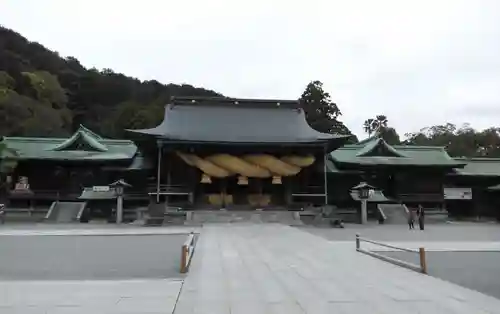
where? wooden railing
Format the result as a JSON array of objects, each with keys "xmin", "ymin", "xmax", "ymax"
[
  {"xmin": 180, "ymin": 232, "xmax": 196, "ymax": 273},
  {"xmin": 397, "ymin": 193, "xmax": 443, "ymax": 202},
  {"xmin": 8, "ymin": 189, "xmax": 79, "ymax": 200},
  {"xmin": 147, "ymin": 184, "xmax": 192, "ymax": 196},
  {"xmin": 356, "ymin": 234, "xmax": 427, "ymax": 274}
]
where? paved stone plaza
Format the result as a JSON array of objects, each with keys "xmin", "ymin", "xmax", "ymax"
[
  {"xmin": 175, "ymin": 224, "xmax": 500, "ymax": 314},
  {"xmin": 380, "ymin": 251, "xmax": 500, "ymax": 300},
  {"xmin": 301, "ymin": 221, "xmax": 500, "ymax": 242},
  {"xmin": 0, "ymin": 279, "xmax": 183, "ymax": 314},
  {"xmin": 1, "ymin": 223, "xmax": 500, "ymax": 313},
  {"xmin": 0, "ymin": 234, "xmax": 187, "ymax": 280}
]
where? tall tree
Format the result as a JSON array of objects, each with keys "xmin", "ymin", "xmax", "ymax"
[
  {"xmin": 404, "ymin": 123, "xmax": 500, "ymax": 157},
  {"xmin": 379, "ymin": 127, "xmax": 400, "ymax": 145},
  {"xmin": 299, "ymin": 80, "xmax": 356, "ymax": 141},
  {"xmin": 105, "ymin": 100, "xmax": 162, "ymax": 137},
  {"xmin": 363, "ymin": 115, "xmax": 400, "ymax": 144},
  {"xmin": 363, "ymin": 118, "xmax": 376, "ymax": 136},
  {"xmin": 363, "ymin": 115, "xmax": 388, "ymax": 136}
]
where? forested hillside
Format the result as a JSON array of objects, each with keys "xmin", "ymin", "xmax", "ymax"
[{"xmin": 0, "ymin": 26, "xmax": 221, "ymax": 138}]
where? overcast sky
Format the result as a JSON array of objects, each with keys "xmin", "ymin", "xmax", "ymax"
[{"xmin": 2, "ymin": 0, "xmax": 500, "ymax": 139}]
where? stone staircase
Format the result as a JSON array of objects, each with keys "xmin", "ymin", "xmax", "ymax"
[
  {"xmin": 45, "ymin": 201, "xmax": 87, "ymax": 223},
  {"xmin": 377, "ymin": 204, "xmax": 409, "ymax": 224},
  {"xmin": 185, "ymin": 210, "xmax": 303, "ymax": 226}
]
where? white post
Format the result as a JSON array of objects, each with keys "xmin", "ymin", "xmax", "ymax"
[
  {"xmin": 116, "ymin": 194, "xmax": 123, "ymax": 224},
  {"xmin": 361, "ymin": 199, "xmax": 368, "ymax": 224},
  {"xmin": 156, "ymin": 143, "xmax": 162, "ymax": 203}
]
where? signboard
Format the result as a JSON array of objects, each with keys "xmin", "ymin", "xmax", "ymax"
[
  {"xmin": 92, "ymin": 186, "xmax": 110, "ymax": 192},
  {"xmin": 444, "ymin": 187, "xmax": 472, "ymax": 200}
]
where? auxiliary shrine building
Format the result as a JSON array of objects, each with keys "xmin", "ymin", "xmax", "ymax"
[{"xmin": 1, "ymin": 96, "xmax": 500, "ymax": 221}]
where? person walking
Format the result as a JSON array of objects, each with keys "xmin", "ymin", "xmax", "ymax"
[
  {"xmin": 417, "ymin": 205, "xmax": 425, "ymax": 230},
  {"xmin": 408, "ymin": 208, "xmax": 415, "ymax": 230}
]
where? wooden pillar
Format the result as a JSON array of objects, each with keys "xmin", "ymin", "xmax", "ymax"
[
  {"xmin": 156, "ymin": 142, "xmax": 162, "ymax": 203},
  {"xmin": 323, "ymin": 150, "xmax": 328, "ymax": 205},
  {"xmin": 189, "ymin": 165, "xmax": 195, "ymax": 205},
  {"xmin": 221, "ymin": 179, "xmax": 227, "ymax": 210},
  {"xmin": 165, "ymin": 151, "xmax": 171, "ymax": 207},
  {"xmin": 285, "ymin": 178, "xmax": 292, "ymax": 205}
]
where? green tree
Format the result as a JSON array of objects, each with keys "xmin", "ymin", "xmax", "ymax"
[
  {"xmin": 404, "ymin": 123, "xmax": 500, "ymax": 157},
  {"xmin": 299, "ymin": 80, "xmax": 354, "ymax": 138},
  {"xmin": 0, "ymin": 89, "xmax": 68, "ymax": 137},
  {"xmin": 22, "ymin": 71, "xmax": 68, "ymax": 109},
  {"xmin": 106, "ymin": 101, "xmax": 162, "ymax": 137},
  {"xmin": 363, "ymin": 115, "xmax": 400, "ymax": 144},
  {"xmin": 363, "ymin": 118, "xmax": 376, "ymax": 136},
  {"xmin": 379, "ymin": 127, "xmax": 400, "ymax": 145},
  {"xmin": 0, "ymin": 71, "xmax": 15, "ymax": 90},
  {"xmin": 363, "ymin": 115, "xmax": 388, "ymax": 136}
]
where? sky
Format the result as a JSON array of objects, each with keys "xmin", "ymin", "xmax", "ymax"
[{"xmin": 2, "ymin": 0, "xmax": 500, "ymax": 139}]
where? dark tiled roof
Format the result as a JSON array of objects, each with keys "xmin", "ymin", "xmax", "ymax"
[{"xmin": 127, "ymin": 97, "xmax": 350, "ymax": 151}]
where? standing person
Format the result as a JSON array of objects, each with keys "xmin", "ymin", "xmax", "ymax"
[
  {"xmin": 417, "ymin": 205, "xmax": 425, "ymax": 230},
  {"xmin": 408, "ymin": 208, "xmax": 415, "ymax": 230}
]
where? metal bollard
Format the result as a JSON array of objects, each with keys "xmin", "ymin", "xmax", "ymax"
[
  {"xmin": 356, "ymin": 234, "xmax": 360, "ymax": 250},
  {"xmin": 419, "ymin": 247, "xmax": 427, "ymax": 274}
]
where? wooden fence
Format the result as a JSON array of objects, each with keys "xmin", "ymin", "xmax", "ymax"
[
  {"xmin": 356, "ymin": 234, "xmax": 427, "ymax": 274},
  {"xmin": 180, "ymin": 232, "xmax": 196, "ymax": 273}
]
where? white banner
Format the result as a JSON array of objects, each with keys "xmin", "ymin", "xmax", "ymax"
[
  {"xmin": 444, "ymin": 187, "xmax": 472, "ymax": 200},
  {"xmin": 92, "ymin": 186, "xmax": 110, "ymax": 192}
]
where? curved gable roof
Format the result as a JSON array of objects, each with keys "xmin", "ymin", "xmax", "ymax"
[
  {"xmin": 51, "ymin": 125, "xmax": 108, "ymax": 152},
  {"xmin": 331, "ymin": 134, "xmax": 465, "ymax": 167},
  {"xmin": 0, "ymin": 126, "xmax": 137, "ymax": 161},
  {"xmin": 355, "ymin": 138, "xmax": 408, "ymax": 158},
  {"xmin": 126, "ymin": 97, "xmax": 350, "ymax": 151}
]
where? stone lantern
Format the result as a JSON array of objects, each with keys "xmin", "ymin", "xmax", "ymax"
[
  {"xmin": 351, "ymin": 182, "xmax": 375, "ymax": 224},
  {"xmin": 110, "ymin": 179, "xmax": 132, "ymax": 224}
]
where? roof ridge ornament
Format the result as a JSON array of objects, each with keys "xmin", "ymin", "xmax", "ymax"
[
  {"xmin": 356, "ymin": 138, "xmax": 408, "ymax": 158},
  {"xmin": 355, "ymin": 127, "xmax": 383, "ymax": 146},
  {"xmin": 50, "ymin": 127, "xmax": 108, "ymax": 152},
  {"xmin": 77, "ymin": 124, "xmax": 104, "ymax": 140}
]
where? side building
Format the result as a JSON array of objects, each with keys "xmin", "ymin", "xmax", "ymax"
[
  {"xmin": 0, "ymin": 125, "xmax": 152, "ymax": 210},
  {"xmin": 327, "ymin": 133, "xmax": 500, "ymax": 221},
  {"xmin": 326, "ymin": 134, "xmax": 467, "ymax": 219},
  {"xmin": 445, "ymin": 158, "xmax": 500, "ymax": 219}
]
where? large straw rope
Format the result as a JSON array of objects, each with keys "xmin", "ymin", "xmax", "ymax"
[
  {"xmin": 176, "ymin": 151, "xmax": 315, "ymax": 179},
  {"xmin": 176, "ymin": 152, "xmax": 231, "ymax": 178},
  {"xmin": 206, "ymin": 154, "xmax": 271, "ymax": 178}
]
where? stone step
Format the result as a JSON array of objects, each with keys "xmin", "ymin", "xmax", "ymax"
[{"xmin": 186, "ymin": 210, "xmax": 303, "ymax": 225}]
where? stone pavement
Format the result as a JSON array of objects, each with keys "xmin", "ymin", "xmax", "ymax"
[
  {"xmin": 0, "ymin": 279, "xmax": 182, "ymax": 313},
  {"xmin": 174, "ymin": 224, "xmax": 500, "ymax": 314},
  {"xmin": 2, "ymin": 223, "xmax": 500, "ymax": 313}
]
